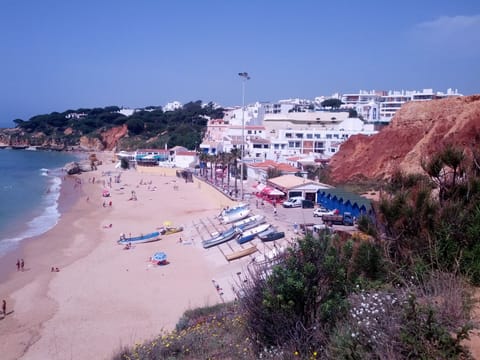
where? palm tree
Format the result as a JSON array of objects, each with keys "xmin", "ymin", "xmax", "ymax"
[
  {"xmin": 230, "ymin": 148, "xmax": 240, "ymax": 197},
  {"xmin": 198, "ymin": 151, "xmax": 208, "ymax": 177}
]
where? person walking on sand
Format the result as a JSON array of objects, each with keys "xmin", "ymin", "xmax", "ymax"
[
  {"xmin": 2, "ymin": 299, "xmax": 6, "ymax": 317},
  {"xmin": 20, "ymin": 259, "xmax": 24, "ymax": 271},
  {"xmin": 16, "ymin": 259, "xmax": 20, "ymax": 271}
]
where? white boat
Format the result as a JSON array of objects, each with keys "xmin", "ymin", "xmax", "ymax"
[
  {"xmin": 237, "ymin": 223, "xmax": 270, "ymax": 244},
  {"xmin": 219, "ymin": 203, "xmax": 248, "ymax": 217},
  {"xmin": 233, "ymin": 214, "xmax": 265, "ymax": 229},
  {"xmin": 222, "ymin": 208, "xmax": 251, "ymax": 224}
]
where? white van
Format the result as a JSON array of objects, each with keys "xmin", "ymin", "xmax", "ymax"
[{"xmin": 282, "ymin": 196, "xmax": 303, "ymax": 208}]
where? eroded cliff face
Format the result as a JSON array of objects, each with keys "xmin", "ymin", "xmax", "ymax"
[
  {"xmin": 328, "ymin": 95, "xmax": 480, "ymax": 183},
  {"xmin": 78, "ymin": 124, "xmax": 128, "ymax": 151},
  {"xmin": 0, "ymin": 124, "xmax": 128, "ymax": 151}
]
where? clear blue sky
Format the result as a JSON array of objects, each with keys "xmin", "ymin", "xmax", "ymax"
[{"xmin": 1, "ymin": 0, "xmax": 479, "ymax": 127}]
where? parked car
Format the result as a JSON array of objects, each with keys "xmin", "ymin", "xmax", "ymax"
[
  {"xmin": 282, "ymin": 197, "xmax": 303, "ymax": 208},
  {"xmin": 313, "ymin": 207, "xmax": 336, "ymax": 217}
]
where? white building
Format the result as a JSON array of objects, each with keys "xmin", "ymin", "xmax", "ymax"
[{"xmin": 164, "ymin": 101, "xmax": 183, "ymax": 112}]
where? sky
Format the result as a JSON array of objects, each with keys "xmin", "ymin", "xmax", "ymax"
[{"xmin": 1, "ymin": 0, "xmax": 479, "ymax": 127}]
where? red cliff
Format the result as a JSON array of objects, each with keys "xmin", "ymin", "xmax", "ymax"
[{"xmin": 328, "ymin": 95, "xmax": 480, "ymax": 183}]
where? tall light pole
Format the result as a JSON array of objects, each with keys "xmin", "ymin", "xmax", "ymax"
[{"xmin": 238, "ymin": 72, "xmax": 250, "ymax": 200}]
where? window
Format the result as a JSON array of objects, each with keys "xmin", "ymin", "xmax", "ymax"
[
  {"xmin": 295, "ymin": 133, "xmax": 303, "ymax": 139},
  {"xmin": 326, "ymin": 134, "xmax": 332, "ymax": 139},
  {"xmin": 306, "ymin": 134, "xmax": 313, "ymax": 139},
  {"xmin": 314, "ymin": 134, "xmax": 321, "ymax": 139},
  {"xmin": 285, "ymin": 133, "xmax": 292, "ymax": 138},
  {"xmin": 274, "ymin": 144, "xmax": 279, "ymax": 149}
]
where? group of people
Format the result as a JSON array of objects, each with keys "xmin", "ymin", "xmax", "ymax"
[
  {"xmin": 51, "ymin": 267, "xmax": 60, "ymax": 272},
  {"xmin": 16, "ymin": 259, "xmax": 25, "ymax": 271}
]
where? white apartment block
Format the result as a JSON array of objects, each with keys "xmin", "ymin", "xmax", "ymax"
[
  {"xmin": 200, "ymin": 107, "xmax": 376, "ymax": 163},
  {"xmin": 340, "ymin": 88, "xmax": 462, "ymax": 122}
]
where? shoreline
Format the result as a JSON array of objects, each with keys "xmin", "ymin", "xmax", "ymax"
[{"xmin": 0, "ymin": 153, "xmax": 243, "ymax": 359}]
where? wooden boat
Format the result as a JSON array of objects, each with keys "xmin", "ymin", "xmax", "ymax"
[
  {"xmin": 202, "ymin": 226, "xmax": 241, "ymax": 249},
  {"xmin": 222, "ymin": 208, "xmax": 251, "ymax": 224},
  {"xmin": 237, "ymin": 223, "xmax": 271, "ymax": 244},
  {"xmin": 259, "ymin": 231, "xmax": 285, "ymax": 242},
  {"xmin": 225, "ymin": 245, "xmax": 257, "ymax": 261},
  {"xmin": 118, "ymin": 231, "xmax": 161, "ymax": 245}
]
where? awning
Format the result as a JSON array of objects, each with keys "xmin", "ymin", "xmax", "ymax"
[
  {"xmin": 256, "ymin": 183, "xmax": 266, "ymax": 192},
  {"xmin": 268, "ymin": 188, "xmax": 285, "ymax": 196}
]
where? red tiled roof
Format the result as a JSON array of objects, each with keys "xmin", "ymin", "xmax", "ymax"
[
  {"xmin": 176, "ymin": 151, "xmax": 197, "ymax": 156},
  {"xmin": 248, "ymin": 160, "xmax": 298, "ymax": 173}
]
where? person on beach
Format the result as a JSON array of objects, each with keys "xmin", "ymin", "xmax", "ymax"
[
  {"xmin": 273, "ymin": 206, "xmax": 277, "ymax": 216},
  {"xmin": 20, "ymin": 259, "xmax": 24, "ymax": 271},
  {"xmin": 16, "ymin": 259, "xmax": 20, "ymax": 271},
  {"xmin": 2, "ymin": 299, "xmax": 6, "ymax": 317}
]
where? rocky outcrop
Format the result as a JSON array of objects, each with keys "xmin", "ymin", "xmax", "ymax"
[
  {"xmin": 328, "ymin": 95, "xmax": 480, "ymax": 183},
  {"xmin": 101, "ymin": 124, "xmax": 128, "ymax": 150},
  {"xmin": 0, "ymin": 124, "xmax": 128, "ymax": 151}
]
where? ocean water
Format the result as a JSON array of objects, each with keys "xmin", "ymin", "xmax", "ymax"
[{"xmin": 0, "ymin": 149, "xmax": 81, "ymax": 256}]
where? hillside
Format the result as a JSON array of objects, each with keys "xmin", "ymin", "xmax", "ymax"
[
  {"xmin": 328, "ymin": 95, "xmax": 480, "ymax": 183},
  {"xmin": 0, "ymin": 101, "xmax": 223, "ymax": 151}
]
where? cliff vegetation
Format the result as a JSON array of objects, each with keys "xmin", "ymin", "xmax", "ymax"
[{"xmin": 0, "ymin": 101, "xmax": 223, "ymax": 151}]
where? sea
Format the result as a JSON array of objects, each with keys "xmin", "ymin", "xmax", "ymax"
[{"xmin": 0, "ymin": 149, "xmax": 82, "ymax": 257}]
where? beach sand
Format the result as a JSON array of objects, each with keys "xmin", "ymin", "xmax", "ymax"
[{"xmin": 0, "ymin": 153, "xmax": 295, "ymax": 360}]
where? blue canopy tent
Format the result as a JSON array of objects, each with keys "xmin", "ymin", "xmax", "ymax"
[{"xmin": 316, "ymin": 188, "xmax": 372, "ymax": 218}]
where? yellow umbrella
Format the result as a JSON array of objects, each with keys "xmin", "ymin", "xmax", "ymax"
[{"xmin": 163, "ymin": 220, "xmax": 172, "ymax": 227}]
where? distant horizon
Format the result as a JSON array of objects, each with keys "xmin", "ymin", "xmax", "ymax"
[{"xmin": 1, "ymin": 0, "xmax": 479, "ymax": 127}]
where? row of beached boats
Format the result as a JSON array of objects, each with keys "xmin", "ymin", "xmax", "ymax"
[{"xmin": 203, "ymin": 204, "xmax": 285, "ymax": 249}]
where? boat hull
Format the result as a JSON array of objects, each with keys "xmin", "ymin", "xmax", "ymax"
[
  {"xmin": 202, "ymin": 227, "xmax": 240, "ymax": 249},
  {"xmin": 118, "ymin": 231, "xmax": 161, "ymax": 245},
  {"xmin": 222, "ymin": 208, "xmax": 251, "ymax": 224},
  {"xmin": 237, "ymin": 223, "xmax": 270, "ymax": 244},
  {"xmin": 260, "ymin": 231, "xmax": 285, "ymax": 242}
]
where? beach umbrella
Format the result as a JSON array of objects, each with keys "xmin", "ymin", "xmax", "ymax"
[
  {"xmin": 163, "ymin": 220, "xmax": 172, "ymax": 227},
  {"xmin": 151, "ymin": 252, "xmax": 167, "ymax": 262}
]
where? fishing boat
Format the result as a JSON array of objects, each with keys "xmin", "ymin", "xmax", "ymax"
[
  {"xmin": 202, "ymin": 226, "xmax": 241, "ymax": 249},
  {"xmin": 118, "ymin": 231, "xmax": 161, "ymax": 245},
  {"xmin": 237, "ymin": 223, "xmax": 271, "ymax": 244},
  {"xmin": 234, "ymin": 215, "xmax": 266, "ymax": 231},
  {"xmin": 257, "ymin": 225, "xmax": 275, "ymax": 238},
  {"xmin": 162, "ymin": 226, "xmax": 184, "ymax": 235},
  {"xmin": 225, "ymin": 245, "xmax": 258, "ymax": 261},
  {"xmin": 219, "ymin": 203, "xmax": 248, "ymax": 217},
  {"xmin": 222, "ymin": 207, "xmax": 251, "ymax": 224},
  {"xmin": 259, "ymin": 231, "xmax": 285, "ymax": 242}
]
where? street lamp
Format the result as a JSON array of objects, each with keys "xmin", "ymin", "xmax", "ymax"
[{"xmin": 238, "ymin": 72, "xmax": 250, "ymax": 200}]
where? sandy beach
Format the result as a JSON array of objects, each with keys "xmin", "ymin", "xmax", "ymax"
[{"xmin": 0, "ymin": 153, "xmax": 295, "ymax": 360}]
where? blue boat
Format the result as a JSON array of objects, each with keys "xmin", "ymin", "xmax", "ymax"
[
  {"xmin": 259, "ymin": 231, "xmax": 285, "ymax": 242},
  {"xmin": 118, "ymin": 231, "xmax": 161, "ymax": 245},
  {"xmin": 202, "ymin": 227, "xmax": 241, "ymax": 249},
  {"xmin": 237, "ymin": 223, "xmax": 271, "ymax": 244}
]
